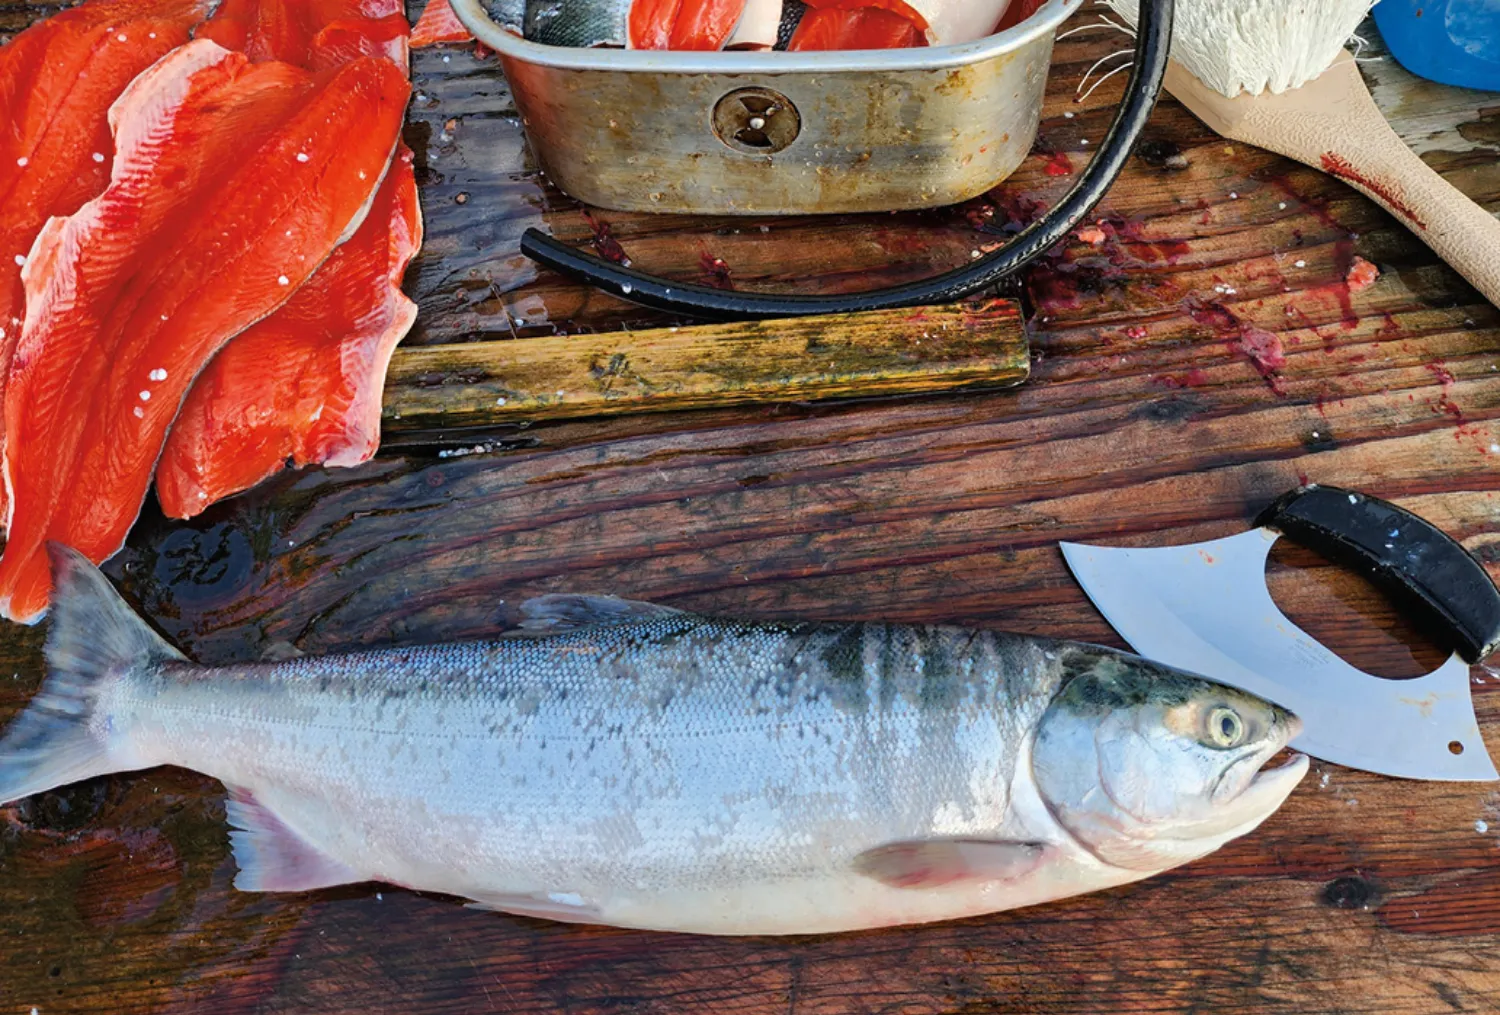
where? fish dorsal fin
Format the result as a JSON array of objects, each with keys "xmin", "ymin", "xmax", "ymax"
[
  {"xmin": 852, "ymin": 839, "xmax": 1049, "ymax": 889},
  {"xmin": 225, "ymin": 788, "xmax": 363, "ymax": 893},
  {"xmin": 260, "ymin": 640, "xmax": 305, "ymax": 662},
  {"xmin": 512, "ymin": 594, "xmax": 689, "ymax": 636}
]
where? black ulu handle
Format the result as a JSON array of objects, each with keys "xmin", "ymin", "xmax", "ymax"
[{"xmin": 1255, "ymin": 485, "xmax": 1500, "ymax": 664}]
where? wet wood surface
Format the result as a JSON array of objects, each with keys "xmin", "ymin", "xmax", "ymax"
[{"xmin": 3, "ymin": 2, "xmax": 1500, "ymax": 1013}]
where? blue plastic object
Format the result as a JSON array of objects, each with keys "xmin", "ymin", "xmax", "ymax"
[{"xmin": 1373, "ymin": 0, "xmax": 1500, "ymax": 92}]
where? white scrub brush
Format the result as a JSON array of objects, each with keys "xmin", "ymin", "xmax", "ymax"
[{"xmin": 1103, "ymin": 0, "xmax": 1500, "ymax": 308}]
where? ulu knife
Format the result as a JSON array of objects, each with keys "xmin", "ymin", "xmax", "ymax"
[{"xmin": 1061, "ymin": 485, "xmax": 1500, "ymax": 782}]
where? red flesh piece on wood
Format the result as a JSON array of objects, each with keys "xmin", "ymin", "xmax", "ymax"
[
  {"xmin": 156, "ymin": 147, "xmax": 422, "ymax": 519},
  {"xmin": 1345, "ymin": 255, "xmax": 1379, "ymax": 293},
  {"xmin": 0, "ymin": 0, "xmax": 213, "ymax": 528},
  {"xmin": 0, "ymin": 40, "xmax": 409, "ymax": 622},
  {"xmin": 410, "ymin": 0, "xmax": 474, "ymax": 46},
  {"xmin": 787, "ymin": 7, "xmax": 925, "ymax": 49}
]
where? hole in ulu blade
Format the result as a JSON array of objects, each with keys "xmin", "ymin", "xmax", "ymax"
[{"xmin": 1265, "ymin": 540, "xmax": 1448, "ymax": 680}]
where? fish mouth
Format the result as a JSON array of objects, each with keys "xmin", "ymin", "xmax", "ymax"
[
  {"xmin": 1213, "ymin": 745, "xmax": 1308, "ymax": 806},
  {"xmin": 1238, "ymin": 752, "xmax": 1310, "ymax": 809}
]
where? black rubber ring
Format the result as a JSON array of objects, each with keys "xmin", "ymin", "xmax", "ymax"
[{"xmin": 517, "ymin": 0, "xmax": 1175, "ymax": 322}]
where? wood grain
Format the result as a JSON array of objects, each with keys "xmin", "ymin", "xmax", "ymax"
[
  {"xmin": 382, "ymin": 301, "xmax": 1027, "ymax": 429},
  {"xmin": 2, "ymin": 2, "xmax": 1500, "ymax": 1013}
]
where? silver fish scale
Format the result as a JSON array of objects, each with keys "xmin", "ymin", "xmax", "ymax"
[
  {"xmin": 110, "ymin": 618, "xmax": 1070, "ymax": 922},
  {"xmin": 522, "ymin": 0, "xmax": 628, "ymax": 48}
]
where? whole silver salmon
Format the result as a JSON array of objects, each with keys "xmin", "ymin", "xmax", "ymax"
[{"xmin": 0, "ymin": 547, "xmax": 1307, "ymax": 936}]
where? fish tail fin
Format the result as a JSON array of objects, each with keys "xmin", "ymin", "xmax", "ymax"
[{"xmin": 0, "ymin": 544, "xmax": 184, "ymax": 805}]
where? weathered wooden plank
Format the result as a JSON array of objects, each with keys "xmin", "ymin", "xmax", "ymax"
[
  {"xmin": 2, "ymin": 1, "xmax": 1500, "ymax": 1013},
  {"xmin": 382, "ymin": 301, "xmax": 1027, "ymax": 429}
]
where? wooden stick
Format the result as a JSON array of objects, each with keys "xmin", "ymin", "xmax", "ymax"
[{"xmin": 381, "ymin": 299, "xmax": 1028, "ymax": 429}]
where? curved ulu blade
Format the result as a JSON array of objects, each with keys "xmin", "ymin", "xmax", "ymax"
[{"xmin": 1061, "ymin": 529, "xmax": 1498, "ymax": 782}]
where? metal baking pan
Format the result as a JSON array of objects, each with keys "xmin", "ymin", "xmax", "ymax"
[{"xmin": 449, "ymin": 0, "xmax": 1082, "ymax": 215}]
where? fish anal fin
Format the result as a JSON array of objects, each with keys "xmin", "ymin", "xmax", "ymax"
[
  {"xmin": 514, "ymin": 594, "xmax": 687, "ymax": 635},
  {"xmin": 225, "ymin": 788, "xmax": 362, "ymax": 893},
  {"xmin": 852, "ymin": 839, "xmax": 1048, "ymax": 889},
  {"xmin": 463, "ymin": 890, "xmax": 605, "ymax": 925}
]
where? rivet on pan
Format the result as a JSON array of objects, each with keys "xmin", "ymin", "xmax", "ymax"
[{"xmin": 712, "ymin": 87, "xmax": 802, "ymax": 156}]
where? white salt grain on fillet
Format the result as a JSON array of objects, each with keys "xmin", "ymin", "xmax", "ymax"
[
  {"xmin": 133, "ymin": 406, "xmax": 144, "ymax": 418},
  {"xmin": 92, "ymin": 152, "xmax": 105, "ymax": 163},
  {"xmin": 296, "ymin": 152, "xmax": 310, "ymax": 163},
  {"xmin": 13, "ymin": 255, "xmax": 24, "ymax": 267},
  {"xmin": 15, "ymin": 156, "xmax": 27, "ymax": 167},
  {"xmin": 277, "ymin": 275, "xmax": 290, "ymax": 286},
  {"xmin": 149, "ymin": 368, "xmax": 167, "ymax": 381},
  {"xmin": 139, "ymin": 390, "xmax": 150, "ymax": 401}
]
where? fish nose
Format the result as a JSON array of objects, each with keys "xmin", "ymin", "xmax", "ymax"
[{"xmin": 1283, "ymin": 712, "xmax": 1305, "ymax": 740}]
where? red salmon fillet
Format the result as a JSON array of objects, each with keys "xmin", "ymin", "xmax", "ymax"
[
  {"xmin": 0, "ymin": 0, "xmax": 212, "ymax": 527},
  {"xmin": 631, "ymin": 0, "xmax": 747, "ymax": 50},
  {"xmin": 197, "ymin": 0, "xmax": 406, "ymax": 67},
  {"xmin": 410, "ymin": 0, "xmax": 474, "ymax": 47},
  {"xmin": 155, "ymin": 146, "xmax": 421, "ymax": 519},
  {"xmin": 787, "ymin": 6, "xmax": 925, "ymax": 48},
  {"xmin": 153, "ymin": 0, "xmax": 415, "ymax": 516},
  {"xmin": 0, "ymin": 39, "xmax": 409, "ymax": 622}
]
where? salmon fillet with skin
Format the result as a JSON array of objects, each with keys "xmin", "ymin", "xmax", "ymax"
[
  {"xmin": 0, "ymin": 39, "xmax": 410, "ymax": 623},
  {"xmin": 0, "ymin": 0, "xmax": 213, "ymax": 525},
  {"xmin": 155, "ymin": 147, "xmax": 422, "ymax": 520},
  {"xmin": 153, "ymin": 1, "xmax": 415, "ymax": 517}
]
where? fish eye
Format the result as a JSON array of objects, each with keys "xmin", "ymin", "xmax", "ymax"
[{"xmin": 1205, "ymin": 706, "xmax": 1245, "ymax": 748}]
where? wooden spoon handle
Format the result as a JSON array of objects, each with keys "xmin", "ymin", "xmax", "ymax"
[{"xmin": 1166, "ymin": 52, "xmax": 1500, "ymax": 308}]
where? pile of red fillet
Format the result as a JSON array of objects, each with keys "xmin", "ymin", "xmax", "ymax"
[
  {"xmin": 0, "ymin": 0, "xmax": 432, "ymax": 623},
  {"xmin": 410, "ymin": 0, "xmax": 1048, "ymax": 52}
]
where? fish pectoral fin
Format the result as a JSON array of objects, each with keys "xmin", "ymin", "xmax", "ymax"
[
  {"xmin": 510, "ymin": 594, "xmax": 688, "ymax": 636},
  {"xmin": 851, "ymin": 839, "xmax": 1049, "ymax": 889},
  {"xmin": 463, "ymin": 890, "xmax": 605, "ymax": 925},
  {"xmin": 225, "ymin": 788, "xmax": 363, "ymax": 893}
]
